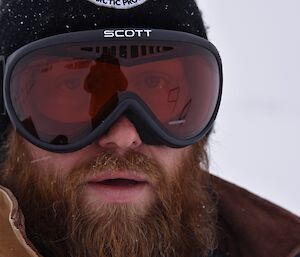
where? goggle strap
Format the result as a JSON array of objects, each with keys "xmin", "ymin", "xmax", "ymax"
[
  {"xmin": 0, "ymin": 56, "xmax": 6, "ymax": 116},
  {"xmin": 0, "ymin": 56, "xmax": 10, "ymax": 135}
]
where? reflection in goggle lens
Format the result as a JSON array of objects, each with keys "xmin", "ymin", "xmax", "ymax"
[{"xmin": 10, "ymin": 42, "xmax": 220, "ymax": 146}]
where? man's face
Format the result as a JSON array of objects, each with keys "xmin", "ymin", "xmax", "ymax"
[
  {"xmin": 24, "ymin": 116, "xmax": 188, "ymax": 211},
  {"xmin": 0, "ymin": 117, "xmax": 217, "ymax": 257}
]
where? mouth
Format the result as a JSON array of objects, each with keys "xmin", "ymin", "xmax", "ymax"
[
  {"xmin": 85, "ymin": 172, "xmax": 152, "ymax": 203},
  {"xmin": 94, "ymin": 178, "xmax": 147, "ymax": 187},
  {"xmin": 88, "ymin": 172, "xmax": 148, "ymax": 186}
]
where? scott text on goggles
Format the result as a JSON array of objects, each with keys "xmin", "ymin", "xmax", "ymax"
[{"xmin": 104, "ymin": 29, "xmax": 152, "ymax": 38}]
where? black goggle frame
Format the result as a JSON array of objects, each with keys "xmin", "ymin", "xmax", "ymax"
[{"xmin": 2, "ymin": 28, "xmax": 223, "ymax": 153}]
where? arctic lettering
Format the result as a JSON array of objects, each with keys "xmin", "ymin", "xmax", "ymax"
[
  {"xmin": 87, "ymin": 0, "xmax": 148, "ymax": 9},
  {"xmin": 95, "ymin": 0, "xmax": 121, "ymax": 5}
]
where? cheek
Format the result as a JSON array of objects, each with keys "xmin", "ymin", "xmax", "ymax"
[
  {"xmin": 144, "ymin": 146, "xmax": 191, "ymax": 172},
  {"xmin": 22, "ymin": 139, "xmax": 78, "ymax": 173}
]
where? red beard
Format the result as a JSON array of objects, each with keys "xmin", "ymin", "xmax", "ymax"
[{"xmin": 0, "ymin": 132, "xmax": 217, "ymax": 257}]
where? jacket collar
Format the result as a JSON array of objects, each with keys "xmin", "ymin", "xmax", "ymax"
[{"xmin": 212, "ymin": 176, "xmax": 300, "ymax": 257}]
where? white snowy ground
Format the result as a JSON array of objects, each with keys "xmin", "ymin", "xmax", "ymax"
[{"xmin": 197, "ymin": 0, "xmax": 300, "ymax": 215}]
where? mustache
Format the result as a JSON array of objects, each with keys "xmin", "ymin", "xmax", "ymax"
[{"xmin": 65, "ymin": 150, "xmax": 165, "ymax": 188}]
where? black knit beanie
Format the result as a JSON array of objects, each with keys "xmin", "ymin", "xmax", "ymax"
[{"xmin": 0, "ymin": 0, "xmax": 207, "ymax": 57}]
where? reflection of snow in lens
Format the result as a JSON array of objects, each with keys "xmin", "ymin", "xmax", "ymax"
[{"xmin": 168, "ymin": 120, "xmax": 186, "ymax": 126}]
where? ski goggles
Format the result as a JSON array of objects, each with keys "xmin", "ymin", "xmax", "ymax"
[{"xmin": 2, "ymin": 29, "xmax": 223, "ymax": 153}]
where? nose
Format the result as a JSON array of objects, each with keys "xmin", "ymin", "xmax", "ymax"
[{"xmin": 96, "ymin": 116, "xmax": 142, "ymax": 153}]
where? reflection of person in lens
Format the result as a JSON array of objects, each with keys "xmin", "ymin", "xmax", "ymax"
[{"xmin": 84, "ymin": 54, "xmax": 128, "ymax": 124}]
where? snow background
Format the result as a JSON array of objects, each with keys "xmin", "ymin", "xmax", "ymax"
[{"xmin": 197, "ymin": 0, "xmax": 300, "ymax": 215}]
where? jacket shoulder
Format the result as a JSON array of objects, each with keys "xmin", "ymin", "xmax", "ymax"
[{"xmin": 212, "ymin": 176, "xmax": 300, "ymax": 257}]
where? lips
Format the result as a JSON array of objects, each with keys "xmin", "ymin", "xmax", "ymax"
[
  {"xmin": 85, "ymin": 172, "xmax": 151, "ymax": 203},
  {"xmin": 87, "ymin": 171, "xmax": 148, "ymax": 190},
  {"xmin": 88, "ymin": 172, "xmax": 147, "ymax": 185}
]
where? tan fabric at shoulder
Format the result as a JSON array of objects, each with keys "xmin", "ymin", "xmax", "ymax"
[{"xmin": 0, "ymin": 186, "xmax": 41, "ymax": 257}]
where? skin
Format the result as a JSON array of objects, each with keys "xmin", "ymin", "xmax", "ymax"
[{"xmin": 23, "ymin": 116, "xmax": 191, "ymax": 209}]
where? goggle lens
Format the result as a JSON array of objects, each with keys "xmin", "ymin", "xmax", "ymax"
[{"xmin": 9, "ymin": 40, "xmax": 221, "ymax": 147}]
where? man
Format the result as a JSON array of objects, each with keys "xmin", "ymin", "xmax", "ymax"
[{"xmin": 0, "ymin": 1, "xmax": 299, "ymax": 257}]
